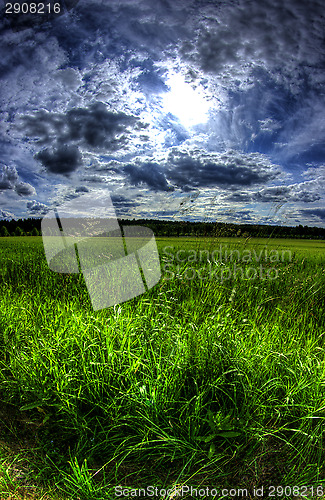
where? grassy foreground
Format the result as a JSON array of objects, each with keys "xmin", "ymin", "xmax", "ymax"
[{"xmin": 0, "ymin": 235, "xmax": 324, "ymax": 499}]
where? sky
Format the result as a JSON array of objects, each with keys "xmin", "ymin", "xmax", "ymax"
[{"xmin": 0, "ymin": 0, "xmax": 324, "ymax": 226}]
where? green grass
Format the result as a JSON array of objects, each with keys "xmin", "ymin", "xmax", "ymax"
[{"xmin": 0, "ymin": 235, "xmax": 324, "ymax": 499}]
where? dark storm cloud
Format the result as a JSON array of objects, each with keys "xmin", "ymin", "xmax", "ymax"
[
  {"xmin": 183, "ymin": 28, "xmax": 240, "ymax": 76},
  {"xmin": 253, "ymin": 186, "xmax": 291, "ymax": 203},
  {"xmin": 120, "ymin": 149, "xmax": 281, "ymax": 192},
  {"xmin": 224, "ymin": 191, "xmax": 253, "ymax": 202},
  {"xmin": 300, "ymin": 208, "xmax": 325, "ymax": 222},
  {"xmin": 165, "ymin": 149, "xmax": 280, "ymax": 191},
  {"xmin": 123, "ymin": 161, "xmax": 171, "ymax": 191},
  {"xmin": 35, "ymin": 145, "xmax": 82, "ymax": 175},
  {"xmin": 23, "ymin": 102, "xmax": 141, "ymax": 152},
  {"xmin": 80, "ymin": 174, "xmax": 106, "ymax": 183},
  {"xmin": 111, "ymin": 194, "xmax": 137, "ymax": 207},
  {"xmin": 110, "ymin": 194, "xmax": 139, "ymax": 217},
  {"xmin": 253, "ymin": 184, "xmax": 321, "ymax": 203},
  {"xmin": 19, "ymin": 110, "xmax": 62, "ymax": 146},
  {"xmin": 64, "ymin": 103, "xmax": 138, "ymax": 150},
  {"xmin": 216, "ymin": 209, "xmax": 253, "ymax": 222}
]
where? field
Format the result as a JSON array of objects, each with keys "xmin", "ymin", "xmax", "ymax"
[{"xmin": 0, "ymin": 235, "xmax": 324, "ymax": 499}]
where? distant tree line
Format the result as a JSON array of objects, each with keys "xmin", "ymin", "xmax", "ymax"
[
  {"xmin": 0, "ymin": 218, "xmax": 324, "ymax": 239},
  {"xmin": 0, "ymin": 219, "xmax": 40, "ymax": 237},
  {"xmin": 123, "ymin": 219, "xmax": 325, "ymax": 239}
]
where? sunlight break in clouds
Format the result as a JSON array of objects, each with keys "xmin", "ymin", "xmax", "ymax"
[{"xmin": 162, "ymin": 74, "xmax": 211, "ymax": 128}]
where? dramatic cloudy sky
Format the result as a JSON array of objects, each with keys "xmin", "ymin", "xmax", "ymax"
[{"xmin": 0, "ymin": 0, "xmax": 324, "ymax": 226}]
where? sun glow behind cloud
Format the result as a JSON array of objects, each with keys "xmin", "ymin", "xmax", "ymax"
[{"xmin": 162, "ymin": 74, "xmax": 211, "ymax": 127}]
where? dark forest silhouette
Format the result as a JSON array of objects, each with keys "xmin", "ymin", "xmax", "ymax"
[{"xmin": 0, "ymin": 218, "xmax": 324, "ymax": 239}]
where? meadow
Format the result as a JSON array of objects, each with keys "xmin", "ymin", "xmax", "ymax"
[{"xmin": 0, "ymin": 235, "xmax": 324, "ymax": 499}]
